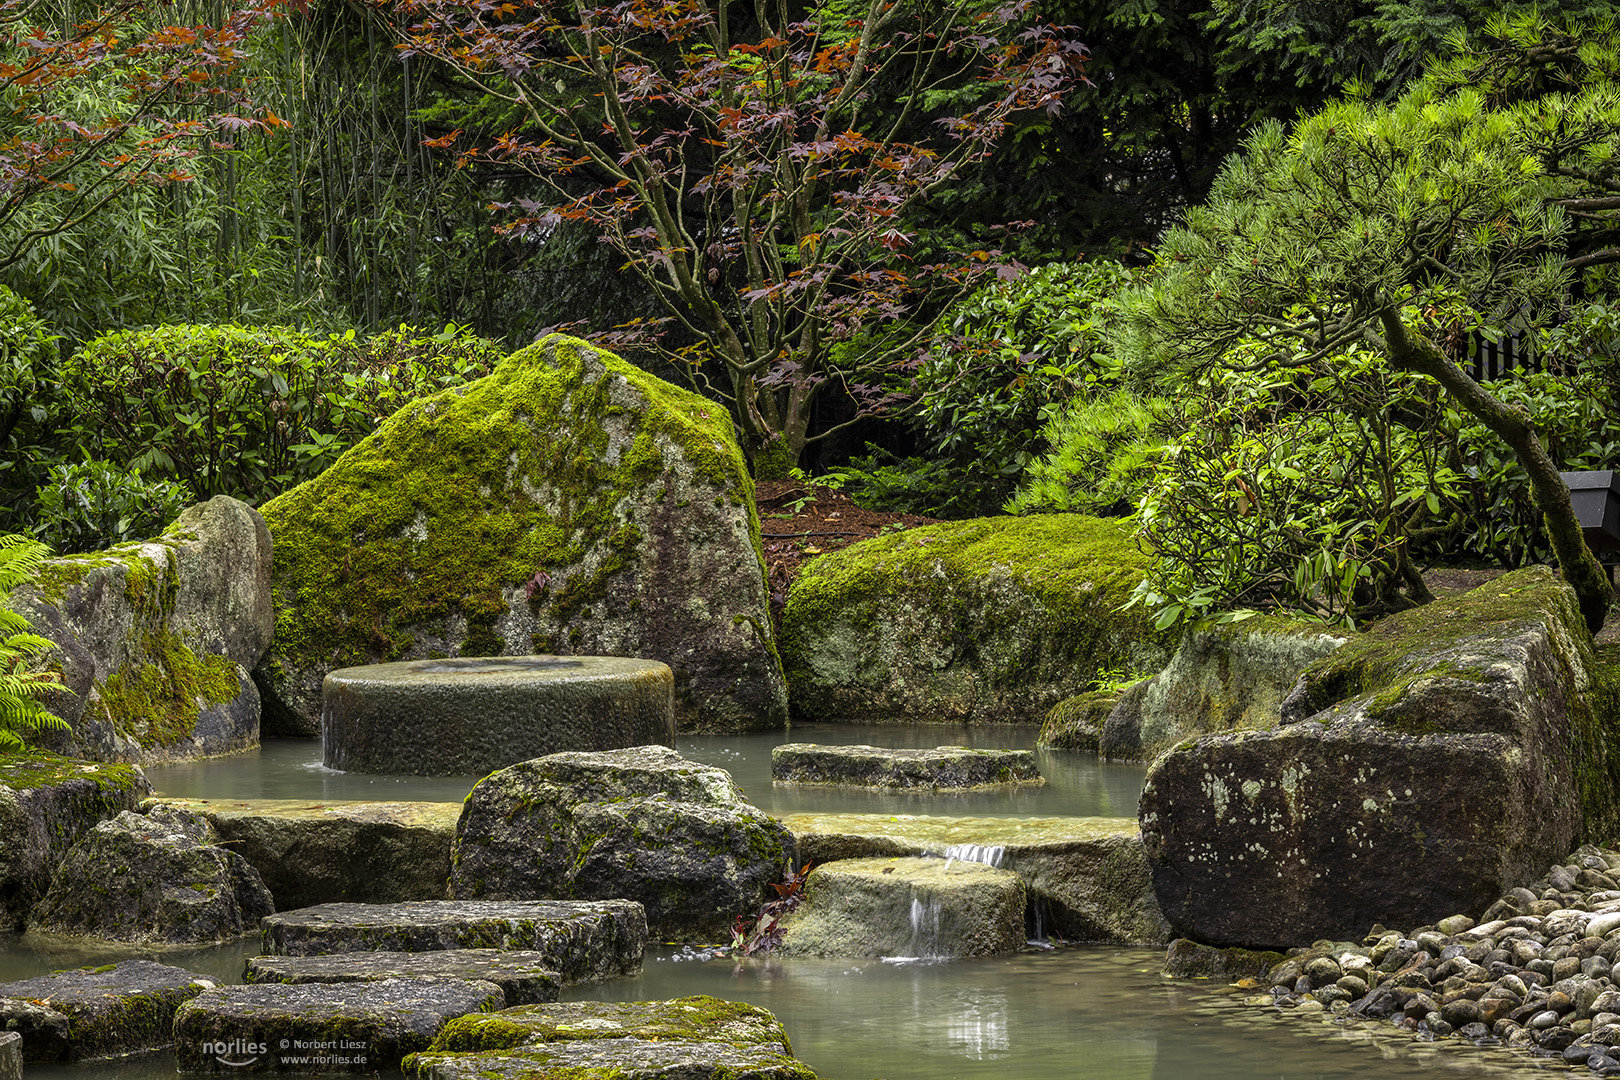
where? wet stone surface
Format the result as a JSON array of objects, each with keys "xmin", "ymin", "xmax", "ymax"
[
  {"xmin": 1200, "ymin": 844, "xmax": 1620, "ymax": 1074},
  {"xmin": 246, "ymin": 949, "xmax": 561, "ymax": 1004},
  {"xmin": 260, "ymin": 900, "xmax": 646, "ymax": 986},
  {"xmin": 0, "ymin": 959, "xmax": 217, "ymax": 1061},
  {"xmin": 770, "ymin": 743, "xmax": 1043, "ymax": 790}
]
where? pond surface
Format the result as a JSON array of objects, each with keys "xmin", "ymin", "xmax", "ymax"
[{"xmin": 3, "ymin": 725, "xmax": 1568, "ymax": 1079}]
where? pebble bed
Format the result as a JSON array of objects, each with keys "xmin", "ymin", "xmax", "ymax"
[{"xmin": 1244, "ymin": 844, "xmax": 1620, "ymax": 1073}]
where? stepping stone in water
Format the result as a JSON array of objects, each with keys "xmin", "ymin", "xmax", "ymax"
[
  {"xmin": 771, "ymin": 744, "xmax": 1043, "ymax": 790},
  {"xmin": 0, "ymin": 1031, "xmax": 20, "ymax": 1080},
  {"xmin": 246, "ymin": 950, "xmax": 561, "ymax": 1004},
  {"xmin": 404, "ymin": 996, "xmax": 818, "ymax": 1080},
  {"xmin": 776, "ymin": 856, "xmax": 1026, "ymax": 958},
  {"xmin": 0, "ymin": 959, "xmax": 217, "ymax": 1061},
  {"xmin": 174, "ymin": 978, "xmax": 503, "ymax": 1072},
  {"xmin": 260, "ymin": 900, "xmax": 646, "ymax": 985}
]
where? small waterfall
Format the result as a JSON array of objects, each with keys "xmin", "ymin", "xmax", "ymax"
[
  {"xmin": 908, "ymin": 895, "xmax": 943, "ymax": 958},
  {"xmin": 940, "ymin": 844, "xmax": 1005, "ymax": 872}
]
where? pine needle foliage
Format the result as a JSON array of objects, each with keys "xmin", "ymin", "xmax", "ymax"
[{"xmin": 0, "ymin": 534, "xmax": 68, "ymax": 751}]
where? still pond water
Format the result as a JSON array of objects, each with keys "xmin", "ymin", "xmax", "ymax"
[{"xmin": 0, "ymin": 725, "xmax": 1576, "ymax": 1080}]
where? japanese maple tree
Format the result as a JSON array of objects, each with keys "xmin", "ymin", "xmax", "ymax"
[{"xmin": 389, "ymin": 0, "xmax": 1087, "ymax": 465}]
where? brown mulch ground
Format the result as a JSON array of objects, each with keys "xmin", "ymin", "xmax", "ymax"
[{"xmin": 755, "ymin": 479, "xmax": 939, "ymax": 629}]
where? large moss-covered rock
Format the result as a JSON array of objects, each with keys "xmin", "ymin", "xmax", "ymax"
[
  {"xmin": 779, "ymin": 516, "xmax": 1170, "ymax": 724},
  {"xmin": 782, "ymin": 813, "xmax": 1167, "ymax": 944},
  {"xmin": 404, "ymin": 997, "xmax": 817, "ymax": 1080},
  {"xmin": 0, "ymin": 750, "xmax": 149, "ymax": 930},
  {"xmin": 31, "ymin": 807, "xmax": 272, "ymax": 943},
  {"xmin": 13, "ymin": 496, "xmax": 273, "ymax": 763},
  {"xmin": 0, "ymin": 959, "xmax": 216, "ymax": 1061},
  {"xmin": 1140, "ymin": 567, "xmax": 1620, "ymax": 949},
  {"xmin": 1048, "ymin": 617, "xmax": 1349, "ymax": 762},
  {"xmin": 151, "ymin": 798, "xmax": 460, "ymax": 909},
  {"xmin": 776, "ymin": 856, "xmax": 1026, "ymax": 958},
  {"xmin": 450, "ymin": 746, "xmax": 792, "ymax": 943},
  {"xmin": 254, "ymin": 334, "xmax": 785, "ymax": 735}
]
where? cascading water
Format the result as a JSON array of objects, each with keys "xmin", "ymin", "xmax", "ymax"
[
  {"xmin": 940, "ymin": 843, "xmax": 1006, "ymax": 871},
  {"xmin": 907, "ymin": 894, "xmax": 943, "ymax": 959}
]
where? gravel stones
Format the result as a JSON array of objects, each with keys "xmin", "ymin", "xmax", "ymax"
[
  {"xmin": 450, "ymin": 746, "xmax": 792, "ymax": 943},
  {"xmin": 0, "ymin": 959, "xmax": 216, "ymax": 1061},
  {"xmin": 246, "ymin": 950, "xmax": 561, "ymax": 1004},
  {"xmin": 174, "ymin": 978, "xmax": 504, "ymax": 1072},
  {"xmin": 31, "ymin": 807, "xmax": 273, "ymax": 943},
  {"xmin": 260, "ymin": 900, "xmax": 645, "ymax": 985},
  {"xmin": 770, "ymin": 744, "xmax": 1042, "ymax": 790}
]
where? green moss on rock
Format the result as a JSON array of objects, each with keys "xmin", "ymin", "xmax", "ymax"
[
  {"xmin": 780, "ymin": 515, "xmax": 1171, "ymax": 724},
  {"xmin": 97, "ymin": 631, "xmax": 240, "ymax": 748}
]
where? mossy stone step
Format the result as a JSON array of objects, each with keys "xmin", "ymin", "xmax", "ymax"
[
  {"xmin": 246, "ymin": 950, "xmax": 561, "ymax": 1004},
  {"xmin": 771, "ymin": 743, "xmax": 1042, "ymax": 789},
  {"xmin": 407, "ymin": 1039, "xmax": 819, "ymax": 1080},
  {"xmin": 0, "ymin": 959, "xmax": 216, "ymax": 1062},
  {"xmin": 174, "ymin": 978, "xmax": 503, "ymax": 1072},
  {"xmin": 260, "ymin": 900, "xmax": 646, "ymax": 986}
]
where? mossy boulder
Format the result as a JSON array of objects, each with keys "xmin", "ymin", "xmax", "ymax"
[
  {"xmin": 254, "ymin": 334, "xmax": 785, "ymax": 735},
  {"xmin": 450, "ymin": 746, "xmax": 792, "ymax": 944},
  {"xmin": 30, "ymin": 806, "xmax": 273, "ymax": 943},
  {"xmin": 1056, "ymin": 616, "xmax": 1349, "ymax": 762},
  {"xmin": 770, "ymin": 743, "xmax": 1042, "ymax": 789},
  {"xmin": 0, "ymin": 750, "xmax": 149, "ymax": 930},
  {"xmin": 149, "ymin": 797, "xmax": 461, "ymax": 910},
  {"xmin": 779, "ymin": 515, "xmax": 1170, "ymax": 724},
  {"xmin": 782, "ymin": 812, "xmax": 1167, "ymax": 945},
  {"xmin": 0, "ymin": 959, "xmax": 217, "ymax": 1061},
  {"xmin": 1139, "ymin": 566, "xmax": 1620, "ymax": 949},
  {"xmin": 13, "ymin": 496, "xmax": 273, "ymax": 763}
]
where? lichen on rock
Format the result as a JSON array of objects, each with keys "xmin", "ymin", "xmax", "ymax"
[
  {"xmin": 779, "ymin": 515, "xmax": 1171, "ymax": 724},
  {"xmin": 255, "ymin": 334, "xmax": 785, "ymax": 735}
]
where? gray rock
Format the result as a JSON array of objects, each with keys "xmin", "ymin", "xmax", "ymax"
[
  {"xmin": 783, "ymin": 812, "xmax": 1168, "ymax": 945},
  {"xmin": 246, "ymin": 950, "xmax": 560, "ymax": 1004},
  {"xmin": 0, "ymin": 1031, "xmax": 18, "ymax": 1080},
  {"xmin": 0, "ymin": 752, "xmax": 149, "ymax": 930},
  {"xmin": 1087, "ymin": 616, "xmax": 1348, "ymax": 762},
  {"xmin": 1034, "ymin": 691, "xmax": 1117, "ymax": 752},
  {"xmin": 770, "ymin": 743, "xmax": 1042, "ymax": 789},
  {"xmin": 779, "ymin": 515, "xmax": 1171, "ymax": 725},
  {"xmin": 31, "ymin": 808, "xmax": 272, "ymax": 943},
  {"xmin": 1161, "ymin": 939, "xmax": 1286, "ymax": 980},
  {"xmin": 403, "ymin": 997, "xmax": 817, "ymax": 1080},
  {"xmin": 450, "ymin": 746, "xmax": 792, "ymax": 943},
  {"xmin": 253, "ymin": 335, "xmax": 786, "ymax": 736},
  {"xmin": 323, "ymin": 656, "xmax": 675, "ymax": 776},
  {"xmin": 149, "ymin": 798, "xmax": 462, "ymax": 909},
  {"xmin": 15, "ymin": 496, "xmax": 273, "ymax": 763},
  {"xmin": 777, "ymin": 857, "xmax": 1026, "ymax": 958},
  {"xmin": 260, "ymin": 900, "xmax": 645, "ymax": 985},
  {"xmin": 1140, "ymin": 566, "xmax": 1620, "ymax": 949},
  {"xmin": 174, "ymin": 978, "xmax": 504, "ymax": 1072},
  {"xmin": 0, "ymin": 959, "xmax": 216, "ymax": 1061}
]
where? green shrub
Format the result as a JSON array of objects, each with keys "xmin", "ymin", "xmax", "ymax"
[
  {"xmin": 58, "ymin": 322, "xmax": 505, "ymax": 504},
  {"xmin": 0, "ymin": 287, "xmax": 65, "ymax": 534},
  {"xmin": 0, "ymin": 534, "xmax": 69, "ymax": 750},
  {"xmin": 828, "ymin": 447, "xmax": 987, "ymax": 520},
  {"xmin": 33, "ymin": 459, "xmax": 194, "ymax": 555},
  {"xmin": 1006, "ymin": 389, "xmax": 1178, "ymax": 516}
]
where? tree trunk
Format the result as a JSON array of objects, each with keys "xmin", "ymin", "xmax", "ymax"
[{"xmin": 1380, "ymin": 308, "xmax": 1610, "ymax": 635}]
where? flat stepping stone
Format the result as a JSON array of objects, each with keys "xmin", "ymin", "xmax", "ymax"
[
  {"xmin": 323, "ymin": 656, "xmax": 675, "ymax": 776},
  {"xmin": 771, "ymin": 743, "xmax": 1042, "ymax": 790},
  {"xmin": 783, "ymin": 813, "xmax": 1169, "ymax": 945},
  {"xmin": 0, "ymin": 1031, "xmax": 18, "ymax": 1080},
  {"xmin": 0, "ymin": 959, "xmax": 217, "ymax": 1061},
  {"xmin": 261, "ymin": 900, "xmax": 646, "ymax": 985},
  {"xmin": 151, "ymin": 798, "xmax": 462, "ymax": 909},
  {"xmin": 777, "ymin": 857, "xmax": 1025, "ymax": 958},
  {"xmin": 247, "ymin": 950, "xmax": 561, "ymax": 1004},
  {"xmin": 174, "ymin": 978, "xmax": 503, "ymax": 1072},
  {"xmin": 405, "ymin": 996, "xmax": 817, "ymax": 1080}
]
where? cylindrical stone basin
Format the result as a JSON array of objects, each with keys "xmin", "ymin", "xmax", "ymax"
[{"xmin": 321, "ymin": 655, "xmax": 674, "ymax": 776}]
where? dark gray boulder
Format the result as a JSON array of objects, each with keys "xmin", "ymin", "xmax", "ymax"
[
  {"xmin": 403, "ymin": 997, "xmax": 817, "ymax": 1080},
  {"xmin": 1139, "ymin": 566, "xmax": 1620, "ymax": 949},
  {"xmin": 14, "ymin": 496, "xmax": 273, "ymax": 763},
  {"xmin": 770, "ymin": 744, "xmax": 1042, "ymax": 789},
  {"xmin": 0, "ymin": 1031, "xmax": 18, "ymax": 1080},
  {"xmin": 31, "ymin": 807, "xmax": 273, "ymax": 943},
  {"xmin": 0, "ymin": 751, "xmax": 149, "ymax": 930},
  {"xmin": 254, "ymin": 335, "xmax": 786, "ymax": 736},
  {"xmin": 260, "ymin": 900, "xmax": 645, "ymax": 985},
  {"xmin": 450, "ymin": 746, "xmax": 792, "ymax": 943},
  {"xmin": 0, "ymin": 959, "xmax": 217, "ymax": 1061},
  {"xmin": 246, "ymin": 950, "xmax": 561, "ymax": 1004},
  {"xmin": 174, "ymin": 978, "xmax": 504, "ymax": 1072}
]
